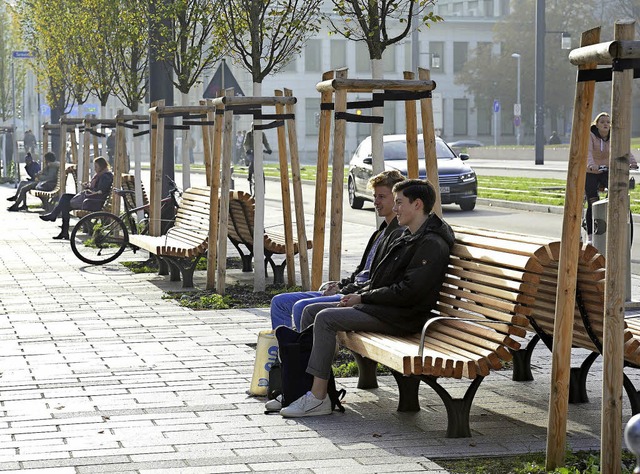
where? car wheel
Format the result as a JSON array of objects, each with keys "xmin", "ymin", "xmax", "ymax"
[
  {"xmin": 348, "ymin": 177, "xmax": 364, "ymax": 209},
  {"xmin": 459, "ymin": 199, "xmax": 476, "ymax": 211}
]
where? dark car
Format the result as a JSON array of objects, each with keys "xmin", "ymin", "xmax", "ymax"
[{"xmin": 347, "ymin": 134, "xmax": 478, "ymax": 211}]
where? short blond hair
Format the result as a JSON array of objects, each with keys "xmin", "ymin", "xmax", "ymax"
[{"xmin": 367, "ymin": 170, "xmax": 405, "ymax": 189}]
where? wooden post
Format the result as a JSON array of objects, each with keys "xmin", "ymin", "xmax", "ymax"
[
  {"xmin": 311, "ymin": 70, "xmax": 334, "ymax": 290},
  {"xmin": 149, "ymin": 100, "xmax": 164, "ymax": 236},
  {"xmin": 545, "ymin": 27, "xmax": 600, "ymax": 470},
  {"xmin": 328, "ymin": 68, "xmax": 348, "ymax": 281},
  {"xmin": 206, "ymin": 100, "xmax": 221, "ymax": 290},
  {"xmin": 58, "ymin": 120, "xmax": 67, "ymax": 198},
  {"xmin": 42, "ymin": 125, "xmax": 49, "ymax": 154},
  {"xmin": 112, "ymin": 110, "xmax": 125, "ymax": 217},
  {"xmin": 418, "ymin": 68, "xmax": 442, "ymax": 217},
  {"xmin": 274, "ymin": 90, "xmax": 296, "ymax": 286},
  {"xmin": 404, "ymin": 71, "xmax": 419, "ymax": 180},
  {"xmin": 82, "ymin": 124, "xmax": 91, "ymax": 188},
  {"xmin": 601, "ymin": 19, "xmax": 635, "ymax": 474},
  {"xmin": 201, "ymin": 99, "xmax": 213, "ymax": 187},
  {"xmin": 216, "ymin": 90, "xmax": 234, "ymax": 294},
  {"xmin": 285, "ymin": 88, "xmax": 311, "ymax": 290}
]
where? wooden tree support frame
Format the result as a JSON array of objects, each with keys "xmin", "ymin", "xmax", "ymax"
[
  {"xmin": 547, "ymin": 19, "xmax": 639, "ymax": 472},
  {"xmin": 314, "ymin": 68, "xmax": 437, "ymax": 282},
  {"xmin": 148, "ymin": 93, "xmax": 310, "ymax": 294}
]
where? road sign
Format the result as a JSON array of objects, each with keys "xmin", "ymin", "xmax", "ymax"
[
  {"xmin": 12, "ymin": 51, "xmax": 34, "ymax": 59},
  {"xmin": 493, "ymin": 100, "xmax": 500, "ymax": 113},
  {"xmin": 514, "ymin": 103, "xmax": 521, "ymax": 116}
]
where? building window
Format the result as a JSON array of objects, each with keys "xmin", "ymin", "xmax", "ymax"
[
  {"xmin": 356, "ymin": 43, "xmax": 371, "ymax": 73},
  {"xmin": 484, "ymin": 0, "xmax": 494, "ymax": 16},
  {"xmin": 383, "ymin": 45, "xmax": 396, "ymax": 73},
  {"xmin": 428, "ymin": 42, "xmax": 444, "ymax": 73},
  {"xmin": 477, "ymin": 100, "xmax": 492, "ymax": 135},
  {"xmin": 305, "ymin": 39, "xmax": 322, "ymax": 73},
  {"xmin": 330, "ymin": 40, "xmax": 347, "ymax": 69},
  {"xmin": 453, "ymin": 42, "xmax": 468, "ymax": 74},
  {"xmin": 453, "ymin": 98, "xmax": 468, "ymax": 136},
  {"xmin": 305, "ymin": 98, "xmax": 320, "ymax": 136}
]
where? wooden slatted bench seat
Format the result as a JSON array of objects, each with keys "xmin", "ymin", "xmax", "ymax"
[
  {"xmin": 128, "ymin": 186, "xmax": 209, "ymax": 288},
  {"xmin": 227, "ymin": 190, "xmax": 312, "ymax": 286},
  {"xmin": 337, "ymin": 226, "xmax": 547, "ymax": 438}
]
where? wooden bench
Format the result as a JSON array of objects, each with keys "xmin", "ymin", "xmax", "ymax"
[
  {"xmin": 529, "ymin": 240, "xmax": 640, "ymax": 413},
  {"xmin": 128, "ymin": 186, "xmax": 209, "ymax": 288},
  {"xmin": 337, "ymin": 226, "xmax": 547, "ymax": 438},
  {"xmin": 227, "ymin": 190, "xmax": 312, "ymax": 286},
  {"xmin": 32, "ymin": 164, "xmax": 76, "ymax": 212}
]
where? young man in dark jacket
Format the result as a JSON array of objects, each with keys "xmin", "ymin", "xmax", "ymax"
[{"xmin": 279, "ymin": 179, "xmax": 455, "ymax": 418}]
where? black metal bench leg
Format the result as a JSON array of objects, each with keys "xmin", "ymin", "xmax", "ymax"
[
  {"xmin": 420, "ymin": 375, "xmax": 484, "ymax": 438},
  {"xmin": 351, "ymin": 352, "xmax": 378, "ymax": 389},
  {"xmin": 155, "ymin": 256, "xmax": 169, "ymax": 276},
  {"xmin": 623, "ymin": 372, "xmax": 640, "ymax": 415},
  {"xmin": 271, "ymin": 262, "xmax": 286, "ymax": 286},
  {"xmin": 569, "ymin": 351, "xmax": 598, "ymax": 404},
  {"xmin": 392, "ymin": 371, "xmax": 421, "ymax": 412},
  {"xmin": 166, "ymin": 260, "xmax": 181, "ymax": 282},
  {"xmin": 511, "ymin": 334, "xmax": 539, "ymax": 382},
  {"xmin": 179, "ymin": 257, "xmax": 200, "ymax": 288}
]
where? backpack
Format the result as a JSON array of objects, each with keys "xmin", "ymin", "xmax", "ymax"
[{"xmin": 267, "ymin": 325, "xmax": 346, "ymax": 413}]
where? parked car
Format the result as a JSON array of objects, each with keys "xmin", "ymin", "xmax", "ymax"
[
  {"xmin": 448, "ymin": 139, "xmax": 485, "ymax": 149},
  {"xmin": 347, "ymin": 134, "xmax": 478, "ymax": 211}
]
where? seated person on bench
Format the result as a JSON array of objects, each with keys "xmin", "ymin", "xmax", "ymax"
[
  {"xmin": 8, "ymin": 152, "xmax": 58, "ymax": 212},
  {"xmin": 7, "ymin": 152, "xmax": 40, "ymax": 207},
  {"xmin": 269, "ymin": 170, "xmax": 406, "ymax": 330},
  {"xmin": 273, "ymin": 179, "xmax": 455, "ymax": 418},
  {"xmin": 39, "ymin": 157, "xmax": 113, "ymax": 240}
]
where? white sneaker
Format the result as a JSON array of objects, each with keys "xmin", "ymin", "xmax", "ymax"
[
  {"xmin": 280, "ymin": 391, "xmax": 332, "ymax": 418},
  {"xmin": 264, "ymin": 394, "xmax": 283, "ymax": 412}
]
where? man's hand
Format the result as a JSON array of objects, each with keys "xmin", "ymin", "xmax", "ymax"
[{"xmin": 338, "ymin": 294, "xmax": 361, "ymax": 307}]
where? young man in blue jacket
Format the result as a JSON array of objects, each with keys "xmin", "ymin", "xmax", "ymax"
[{"xmin": 277, "ymin": 179, "xmax": 455, "ymax": 418}]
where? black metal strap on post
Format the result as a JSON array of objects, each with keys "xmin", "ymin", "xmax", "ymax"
[
  {"xmin": 165, "ymin": 124, "xmax": 190, "ymax": 130},
  {"xmin": 119, "ymin": 122, "xmax": 139, "ymax": 129},
  {"xmin": 578, "ymin": 63, "xmax": 640, "ymax": 83},
  {"xmin": 320, "ymin": 102, "xmax": 334, "ymax": 111},
  {"xmin": 182, "ymin": 120, "xmax": 216, "ymax": 126},
  {"xmin": 133, "ymin": 130, "xmax": 150, "ymax": 137},
  {"xmin": 335, "ymin": 112, "xmax": 384, "ymax": 124},
  {"xmin": 86, "ymin": 129, "xmax": 106, "ymax": 138},
  {"xmin": 254, "ymin": 121, "xmax": 284, "ymax": 130}
]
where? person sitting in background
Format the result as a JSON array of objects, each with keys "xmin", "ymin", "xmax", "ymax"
[
  {"xmin": 39, "ymin": 157, "xmax": 113, "ymax": 240},
  {"xmin": 548, "ymin": 131, "xmax": 562, "ymax": 145},
  {"xmin": 7, "ymin": 153, "xmax": 41, "ymax": 204},
  {"xmin": 268, "ymin": 170, "xmax": 405, "ymax": 331},
  {"xmin": 8, "ymin": 152, "xmax": 58, "ymax": 212},
  {"xmin": 584, "ymin": 112, "xmax": 638, "ymax": 244}
]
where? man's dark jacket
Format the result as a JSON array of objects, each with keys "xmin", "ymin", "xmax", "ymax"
[
  {"xmin": 339, "ymin": 217, "xmax": 403, "ymax": 294},
  {"xmin": 354, "ymin": 213, "xmax": 455, "ymax": 334}
]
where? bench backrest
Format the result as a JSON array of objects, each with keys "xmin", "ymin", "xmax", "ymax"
[
  {"xmin": 228, "ymin": 190, "xmax": 255, "ymax": 246},
  {"xmin": 166, "ymin": 186, "xmax": 211, "ymax": 248},
  {"xmin": 440, "ymin": 228, "xmax": 546, "ymax": 342},
  {"xmin": 120, "ymin": 174, "xmax": 149, "ymax": 211}
]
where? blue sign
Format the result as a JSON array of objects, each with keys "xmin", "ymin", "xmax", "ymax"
[
  {"xmin": 493, "ymin": 100, "xmax": 500, "ymax": 113},
  {"xmin": 12, "ymin": 51, "xmax": 34, "ymax": 59}
]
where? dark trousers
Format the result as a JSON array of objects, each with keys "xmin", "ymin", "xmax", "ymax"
[
  {"xmin": 50, "ymin": 193, "xmax": 74, "ymax": 227},
  {"xmin": 585, "ymin": 172, "xmax": 608, "ymax": 235}
]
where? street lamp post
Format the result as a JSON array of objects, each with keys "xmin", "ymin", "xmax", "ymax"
[
  {"xmin": 534, "ymin": 0, "xmax": 572, "ymax": 165},
  {"xmin": 512, "ymin": 53, "xmax": 521, "ymax": 146}
]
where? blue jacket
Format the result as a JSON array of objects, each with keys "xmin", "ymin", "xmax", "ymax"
[{"xmin": 25, "ymin": 161, "xmax": 40, "ymax": 180}]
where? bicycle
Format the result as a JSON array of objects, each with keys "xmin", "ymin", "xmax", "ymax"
[{"xmin": 70, "ymin": 177, "xmax": 181, "ymax": 265}]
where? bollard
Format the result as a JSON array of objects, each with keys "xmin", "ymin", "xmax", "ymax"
[
  {"xmin": 248, "ymin": 330, "xmax": 279, "ymax": 396},
  {"xmin": 592, "ymin": 198, "xmax": 632, "ymax": 301},
  {"xmin": 625, "ymin": 413, "xmax": 640, "ymax": 473}
]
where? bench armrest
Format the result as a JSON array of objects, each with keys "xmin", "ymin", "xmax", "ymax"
[{"xmin": 418, "ymin": 316, "xmax": 514, "ymax": 358}]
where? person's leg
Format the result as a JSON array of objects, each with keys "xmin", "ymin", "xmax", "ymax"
[
  {"xmin": 42, "ymin": 193, "xmax": 72, "ymax": 221},
  {"xmin": 270, "ymin": 291, "xmax": 322, "ymax": 329},
  {"xmin": 299, "ymin": 301, "xmax": 340, "ymax": 331},
  {"xmin": 13, "ymin": 181, "xmax": 36, "ymax": 208},
  {"xmin": 292, "ymin": 294, "xmax": 341, "ymax": 330}
]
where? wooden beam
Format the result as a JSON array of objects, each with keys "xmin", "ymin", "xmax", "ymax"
[
  {"xmin": 545, "ymin": 26, "xmax": 600, "ymax": 470},
  {"xmin": 601, "ymin": 19, "xmax": 636, "ymax": 474},
  {"xmin": 568, "ymin": 39, "xmax": 640, "ymax": 65},
  {"xmin": 316, "ymin": 77, "xmax": 436, "ymax": 93}
]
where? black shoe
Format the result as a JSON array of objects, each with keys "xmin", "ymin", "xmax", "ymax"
[
  {"xmin": 6, "ymin": 196, "xmax": 16, "ymax": 202},
  {"xmin": 17, "ymin": 204, "xmax": 27, "ymax": 211},
  {"xmin": 7, "ymin": 204, "xmax": 19, "ymax": 212},
  {"xmin": 52, "ymin": 232, "xmax": 69, "ymax": 240},
  {"xmin": 39, "ymin": 213, "xmax": 56, "ymax": 222}
]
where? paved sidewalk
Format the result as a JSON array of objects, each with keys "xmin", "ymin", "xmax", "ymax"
[{"xmin": 0, "ymin": 183, "xmax": 638, "ymax": 473}]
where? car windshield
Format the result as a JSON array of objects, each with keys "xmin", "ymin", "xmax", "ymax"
[{"xmin": 384, "ymin": 139, "xmax": 456, "ymax": 160}]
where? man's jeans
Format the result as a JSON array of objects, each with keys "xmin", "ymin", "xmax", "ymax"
[{"xmin": 270, "ymin": 291, "xmax": 341, "ymax": 330}]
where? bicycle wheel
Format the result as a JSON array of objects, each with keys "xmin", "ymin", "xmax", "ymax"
[{"xmin": 70, "ymin": 212, "xmax": 129, "ymax": 265}]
